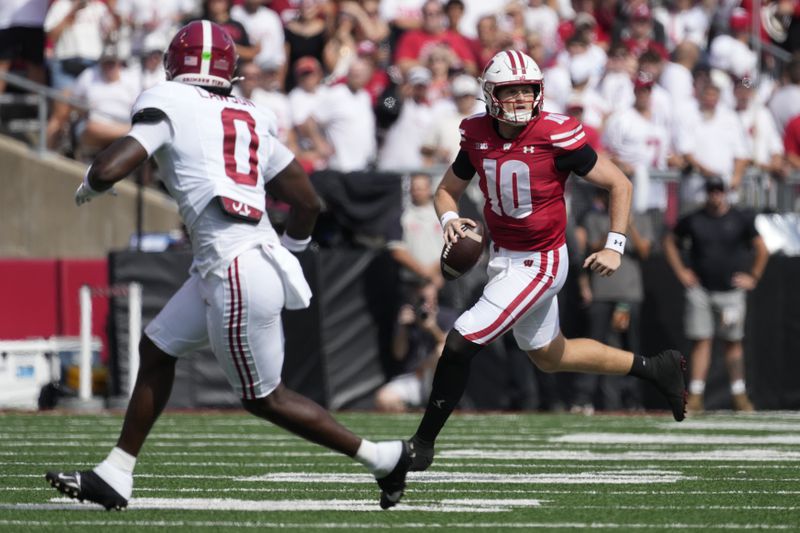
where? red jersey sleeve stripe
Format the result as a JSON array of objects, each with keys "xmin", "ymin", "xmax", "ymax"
[
  {"xmin": 550, "ymin": 125, "xmax": 583, "ymax": 140},
  {"xmin": 552, "ymin": 131, "xmax": 586, "ymax": 148}
]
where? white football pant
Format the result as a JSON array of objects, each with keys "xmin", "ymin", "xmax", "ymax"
[
  {"xmin": 454, "ymin": 244, "xmax": 568, "ymax": 351},
  {"xmin": 144, "ymin": 247, "xmax": 285, "ymax": 399}
]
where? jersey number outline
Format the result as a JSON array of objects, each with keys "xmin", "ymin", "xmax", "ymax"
[
  {"xmin": 221, "ymin": 107, "xmax": 260, "ymax": 186},
  {"xmin": 482, "ymin": 158, "xmax": 533, "ymax": 219}
]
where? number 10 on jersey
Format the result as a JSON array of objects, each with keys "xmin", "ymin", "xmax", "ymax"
[{"xmin": 482, "ymin": 158, "xmax": 533, "ymax": 219}]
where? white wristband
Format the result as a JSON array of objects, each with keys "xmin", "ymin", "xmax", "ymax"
[
  {"xmin": 605, "ymin": 232, "xmax": 626, "ymax": 254},
  {"xmin": 281, "ymin": 234, "xmax": 311, "ymax": 252},
  {"xmin": 439, "ymin": 211, "xmax": 459, "ymax": 229}
]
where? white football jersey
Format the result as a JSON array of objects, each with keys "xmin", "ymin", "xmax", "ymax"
[{"xmin": 128, "ymin": 81, "xmax": 295, "ymax": 277}]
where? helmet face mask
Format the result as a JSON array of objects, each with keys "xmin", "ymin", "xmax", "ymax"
[
  {"xmin": 164, "ymin": 20, "xmax": 238, "ymax": 93},
  {"xmin": 480, "ymin": 50, "xmax": 544, "ymax": 125}
]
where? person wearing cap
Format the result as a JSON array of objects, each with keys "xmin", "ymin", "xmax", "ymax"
[
  {"xmin": 566, "ymin": 51, "xmax": 610, "ymax": 130},
  {"xmin": 663, "ymin": 176, "xmax": 769, "ymax": 413},
  {"xmin": 603, "ymin": 71, "xmax": 672, "ymax": 213},
  {"xmin": 131, "ymin": 33, "xmax": 167, "ymax": 91},
  {"xmin": 421, "ymin": 74, "xmax": 482, "ymax": 166},
  {"xmin": 377, "ymin": 65, "xmax": 436, "ymax": 171},
  {"xmin": 619, "ymin": 2, "xmax": 669, "ymax": 60},
  {"xmin": 44, "ymin": 0, "xmax": 119, "ymax": 149},
  {"xmin": 708, "ymin": 7, "xmax": 757, "ymax": 81},
  {"xmin": 70, "ymin": 43, "xmax": 141, "ymax": 158}
]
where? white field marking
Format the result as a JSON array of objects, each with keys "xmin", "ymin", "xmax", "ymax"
[
  {"xmin": 443, "ymin": 448, "xmax": 800, "ymax": 462},
  {"xmin": 659, "ymin": 420, "xmax": 800, "ymax": 432},
  {"xmin": 13, "ymin": 486, "xmax": 800, "ymax": 497},
  {"xmin": 238, "ymin": 470, "xmax": 690, "ymax": 484},
  {"xmin": 550, "ymin": 433, "xmax": 800, "ymax": 445},
  {"xmin": 0, "ymin": 433, "xmax": 308, "ymax": 441},
  {"xmin": 0, "ymin": 521, "xmax": 796, "ymax": 530},
  {"xmin": 13, "ymin": 497, "xmax": 542, "ymax": 513}
]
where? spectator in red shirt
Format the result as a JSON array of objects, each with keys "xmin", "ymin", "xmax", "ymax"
[
  {"xmin": 621, "ymin": 3, "xmax": 668, "ymax": 60},
  {"xmin": 394, "ymin": 0, "xmax": 476, "ymax": 75},
  {"xmin": 469, "ymin": 14, "xmax": 502, "ymax": 71},
  {"xmin": 784, "ymin": 114, "xmax": 800, "ymax": 170}
]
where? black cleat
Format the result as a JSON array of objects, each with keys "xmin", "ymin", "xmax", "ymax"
[
  {"xmin": 648, "ymin": 350, "xmax": 688, "ymax": 422},
  {"xmin": 376, "ymin": 441, "xmax": 411, "ymax": 509},
  {"xmin": 45, "ymin": 470, "xmax": 128, "ymax": 511},
  {"xmin": 407, "ymin": 435, "xmax": 434, "ymax": 472}
]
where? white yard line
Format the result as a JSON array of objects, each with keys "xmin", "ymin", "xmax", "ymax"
[
  {"xmin": 0, "ymin": 519, "xmax": 794, "ymax": 529},
  {"xmin": 551, "ymin": 433, "xmax": 800, "ymax": 445}
]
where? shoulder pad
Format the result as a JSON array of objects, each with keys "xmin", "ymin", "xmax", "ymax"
[{"xmin": 132, "ymin": 107, "xmax": 168, "ymax": 125}]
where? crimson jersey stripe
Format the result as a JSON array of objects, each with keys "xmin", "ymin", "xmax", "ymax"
[
  {"xmin": 227, "ymin": 261, "xmax": 249, "ymax": 398},
  {"xmin": 233, "ymin": 258, "xmax": 257, "ymax": 399},
  {"xmin": 464, "ymin": 251, "xmax": 555, "ymax": 344}
]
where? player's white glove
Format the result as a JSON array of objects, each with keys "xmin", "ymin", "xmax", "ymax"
[
  {"xmin": 74, "ymin": 181, "xmax": 102, "ymax": 206},
  {"xmin": 75, "ymin": 167, "xmax": 114, "ymax": 206}
]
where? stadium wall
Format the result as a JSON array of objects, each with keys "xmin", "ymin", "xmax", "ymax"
[
  {"xmin": 106, "ymin": 249, "xmax": 800, "ymax": 411},
  {"xmin": 0, "ymin": 134, "xmax": 180, "ymax": 258}
]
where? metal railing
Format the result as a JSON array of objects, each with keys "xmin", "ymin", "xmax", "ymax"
[{"xmin": 0, "ymin": 70, "xmax": 126, "ymax": 155}]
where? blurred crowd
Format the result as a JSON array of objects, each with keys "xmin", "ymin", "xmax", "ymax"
[
  {"xmin": 2, "ymin": 0, "xmax": 796, "ymax": 414},
  {"xmin": 1, "ymin": 0, "xmax": 800, "ymax": 194}
]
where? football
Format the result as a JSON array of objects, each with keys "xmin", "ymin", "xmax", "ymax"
[{"xmin": 440, "ymin": 221, "xmax": 485, "ymax": 281}]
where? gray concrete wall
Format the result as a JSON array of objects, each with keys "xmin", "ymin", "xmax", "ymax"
[{"xmin": 0, "ymin": 135, "xmax": 180, "ymax": 258}]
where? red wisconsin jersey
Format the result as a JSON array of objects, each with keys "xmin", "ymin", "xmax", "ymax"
[{"xmin": 459, "ymin": 111, "xmax": 588, "ymax": 252}]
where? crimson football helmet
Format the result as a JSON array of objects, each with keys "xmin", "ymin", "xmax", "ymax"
[
  {"xmin": 164, "ymin": 20, "xmax": 238, "ymax": 91},
  {"xmin": 479, "ymin": 50, "xmax": 544, "ymax": 125}
]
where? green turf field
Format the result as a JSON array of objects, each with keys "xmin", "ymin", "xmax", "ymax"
[{"xmin": 2, "ymin": 409, "xmax": 799, "ymax": 531}]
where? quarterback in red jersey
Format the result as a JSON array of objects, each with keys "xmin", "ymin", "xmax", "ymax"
[{"xmin": 406, "ymin": 50, "xmax": 689, "ymax": 472}]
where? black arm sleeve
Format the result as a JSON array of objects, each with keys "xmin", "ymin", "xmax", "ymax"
[
  {"xmin": 452, "ymin": 149, "xmax": 476, "ymax": 180},
  {"xmin": 554, "ymin": 144, "xmax": 598, "ymax": 176},
  {"xmin": 131, "ymin": 107, "xmax": 168, "ymax": 125}
]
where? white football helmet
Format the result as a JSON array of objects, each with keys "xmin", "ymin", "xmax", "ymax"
[{"xmin": 479, "ymin": 50, "xmax": 544, "ymax": 125}]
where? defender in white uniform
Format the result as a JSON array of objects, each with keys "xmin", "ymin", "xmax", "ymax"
[{"xmin": 45, "ymin": 20, "xmax": 410, "ymax": 511}]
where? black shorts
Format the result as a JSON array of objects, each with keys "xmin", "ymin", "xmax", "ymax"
[{"xmin": 0, "ymin": 26, "xmax": 45, "ymax": 64}]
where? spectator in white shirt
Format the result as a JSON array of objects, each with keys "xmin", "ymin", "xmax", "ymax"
[
  {"xmin": 524, "ymin": 0, "xmax": 559, "ymax": 59},
  {"xmin": 232, "ymin": 0, "xmax": 286, "ymax": 74},
  {"xmin": 653, "ymin": 0, "xmax": 709, "ymax": 52},
  {"xmin": 301, "ymin": 57, "xmax": 377, "ymax": 172},
  {"xmin": 768, "ymin": 58, "xmax": 800, "ymax": 135},
  {"xmin": 421, "ymin": 74, "xmax": 481, "ymax": 167},
  {"xmin": 681, "ymin": 81, "xmax": 749, "ymax": 208},
  {"xmin": 72, "ymin": 44, "xmax": 140, "ymax": 157},
  {"xmin": 129, "ymin": 32, "xmax": 166, "ymax": 91},
  {"xmin": 378, "ymin": 65, "xmax": 436, "ymax": 171},
  {"xmin": 44, "ymin": 0, "xmax": 118, "ymax": 148},
  {"xmin": 567, "ymin": 52, "xmax": 610, "ymax": 130},
  {"xmin": 660, "ymin": 40, "xmax": 700, "ymax": 105},
  {"xmin": 288, "ymin": 56, "xmax": 330, "ymax": 169},
  {"xmin": 708, "ymin": 8, "xmax": 757, "ymax": 80},
  {"xmin": 733, "ymin": 76, "xmax": 786, "ymax": 177},
  {"xmin": 0, "ymin": 0, "xmax": 48, "ymax": 94},
  {"xmin": 603, "ymin": 72, "xmax": 673, "ymax": 213}
]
